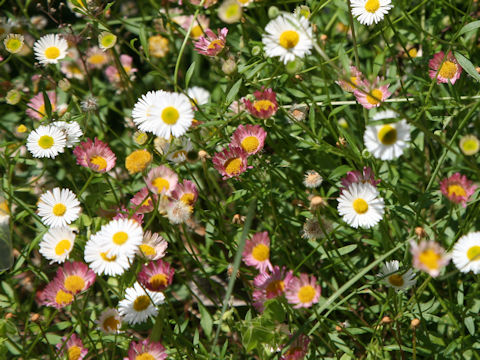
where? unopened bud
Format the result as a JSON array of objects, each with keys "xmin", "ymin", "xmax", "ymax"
[
  {"xmin": 415, "ymin": 227, "xmax": 426, "ymax": 238},
  {"xmin": 381, "ymin": 316, "xmax": 392, "ymax": 324},
  {"xmin": 411, "ymin": 318, "xmax": 420, "ymax": 329},
  {"xmin": 268, "ymin": 6, "xmax": 280, "ymax": 19},
  {"xmin": 232, "ymin": 214, "xmax": 245, "ymax": 224}
]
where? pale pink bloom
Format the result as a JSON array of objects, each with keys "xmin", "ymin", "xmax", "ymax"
[
  {"xmin": 145, "ymin": 165, "xmax": 179, "ymax": 195},
  {"xmin": 285, "ymin": 273, "xmax": 321, "ymax": 309},
  {"xmin": 194, "ymin": 27, "xmax": 228, "ymax": 56},
  {"xmin": 130, "ymin": 187, "xmax": 157, "ymax": 214},
  {"xmin": 105, "ymin": 54, "xmax": 137, "ymax": 85},
  {"xmin": 440, "ymin": 172, "xmax": 476, "ymax": 207},
  {"xmin": 228, "ymin": 100, "xmax": 245, "ymax": 114},
  {"xmin": 243, "ymin": 88, "xmax": 278, "ymax": 119},
  {"xmin": 171, "ymin": 180, "xmax": 198, "ymax": 206},
  {"xmin": 340, "ymin": 166, "xmax": 381, "ymax": 193},
  {"xmin": 26, "ymin": 91, "xmax": 56, "ymax": 120},
  {"xmin": 40, "ymin": 278, "xmax": 74, "ymax": 309},
  {"xmin": 138, "ymin": 259, "xmax": 174, "ymax": 292},
  {"xmin": 242, "ymin": 231, "xmax": 273, "ymax": 273},
  {"xmin": 280, "ymin": 334, "xmax": 310, "ymax": 360},
  {"xmin": 125, "ymin": 339, "xmax": 167, "ymax": 360},
  {"xmin": 230, "ymin": 124, "xmax": 267, "ymax": 156},
  {"xmin": 137, "ymin": 231, "xmax": 168, "ymax": 260},
  {"xmin": 60, "ymin": 59, "xmax": 86, "ymax": 80},
  {"xmin": 429, "ymin": 51, "xmax": 462, "ymax": 84},
  {"xmin": 253, "ymin": 266, "xmax": 293, "ymax": 311},
  {"xmin": 113, "ymin": 206, "xmax": 144, "ymax": 225},
  {"xmin": 354, "ymin": 78, "xmax": 391, "ymax": 109},
  {"xmin": 86, "ymin": 46, "xmax": 110, "ymax": 69},
  {"xmin": 212, "ymin": 145, "xmax": 249, "ymax": 179},
  {"xmin": 56, "ymin": 334, "xmax": 88, "ymax": 360},
  {"xmin": 54, "ymin": 261, "xmax": 96, "ymax": 295},
  {"xmin": 410, "ymin": 240, "xmax": 450, "ymax": 278},
  {"xmin": 73, "ymin": 138, "xmax": 116, "ymax": 172},
  {"xmin": 336, "ymin": 66, "xmax": 364, "ymax": 92},
  {"xmin": 176, "ymin": 14, "xmax": 209, "ymax": 39}
]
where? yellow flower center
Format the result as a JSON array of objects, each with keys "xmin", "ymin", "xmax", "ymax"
[
  {"xmin": 38, "ymin": 135, "xmax": 54, "ymax": 149},
  {"xmin": 64, "ymin": 275, "xmax": 85, "ymax": 294},
  {"xmin": 225, "ymin": 3, "xmax": 241, "ymax": 19},
  {"xmin": 54, "ymin": 239, "xmax": 71, "ymax": 256},
  {"xmin": 366, "ymin": 89, "xmax": 383, "ymax": 105},
  {"xmin": 279, "ymin": 30, "xmax": 300, "ymax": 49},
  {"xmin": 253, "ymin": 99, "xmax": 274, "ymax": 112},
  {"xmin": 207, "ymin": 39, "xmax": 223, "ymax": 50},
  {"xmin": 149, "ymin": 273, "xmax": 168, "ymax": 289},
  {"xmin": 52, "ymin": 203, "xmax": 67, "ymax": 216},
  {"xmin": 136, "ymin": 354, "xmax": 155, "ymax": 360},
  {"xmin": 447, "ymin": 184, "xmax": 466, "ymax": 197},
  {"xmin": 90, "ymin": 155, "xmax": 107, "ymax": 171},
  {"xmin": 55, "ymin": 289, "xmax": 73, "ymax": 306},
  {"xmin": 125, "ymin": 149, "xmax": 152, "ymax": 174},
  {"xmin": 364, "ymin": 0, "xmax": 380, "ymax": 13},
  {"xmin": 241, "ymin": 136, "xmax": 260, "ymax": 154},
  {"xmin": 224, "ymin": 157, "xmax": 243, "ymax": 175},
  {"xmin": 438, "ymin": 61, "xmax": 457, "ymax": 79},
  {"xmin": 45, "ymin": 46, "xmax": 60, "ymax": 59},
  {"xmin": 297, "ymin": 285, "xmax": 316, "ymax": 303},
  {"xmin": 419, "ymin": 249, "xmax": 440, "ymax": 270},
  {"xmin": 153, "ymin": 177, "xmax": 170, "ymax": 193},
  {"xmin": 161, "ymin": 106, "xmax": 179, "ymax": 125},
  {"xmin": 461, "ymin": 139, "xmax": 479, "ymax": 154},
  {"xmin": 190, "ymin": 25, "xmax": 204, "ymax": 39},
  {"xmin": 68, "ymin": 345, "xmax": 82, "ymax": 360},
  {"xmin": 350, "ymin": 76, "xmax": 358, "ymax": 87},
  {"xmin": 103, "ymin": 315, "xmax": 120, "ymax": 332},
  {"xmin": 377, "ymin": 125, "xmax": 397, "ymax": 145},
  {"xmin": 100, "ymin": 252, "xmax": 117, "ymax": 261},
  {"xmin": 133, "ymin": 295, "xmax": 150, "ymax": 311},
  {"xmin": 408, "ymin": 48, "xmax": 418, "ymax": 58},
  {"xmin": 467, "ymin": 246, "xmax": 480, "ymax": 261},
  {"xmin": 141, "ymin": 198, "xmax": 152, "ymax": 207},
  {"xmin": 180, "ymin": 193, "xmax": 195, "ymax": 205},
  {"xmin": 88, "ymin": 54, "xmax": 106, "ymax": 65},
  {"xmin": 266, "ymin": 280, "xmax": 284, "ymax": 295},
  {"xmin": 112, "ymin": 231, "xmax": 128, "ymax": 245},
  {"xmin": 388, "ymin": 274, "xmax": 404, "ymax": 287},
  {"xmin": 251, "ymin": 243, "xmax": 269, "ymax": 262},
  {"xmin": 17, "ymin": 125, "xmax": 27, "ymax": 133},
  {"xmin": 6, "ymin": 38, "xmax": 22, "ymax": 52},
  {"xmin": 0, "ymin": 201, "xmax": 9, "ymax": 215},
  {"xmin": 352, "ymin": 198, "xmax": 368, "ymax": 214},
  {"xmin": 100, "ymin": 34, "xmax": 116, "ymax": 48},
  {"xmin": 139, "ymin": 244, "xmax": 156, "ymax": 256}
]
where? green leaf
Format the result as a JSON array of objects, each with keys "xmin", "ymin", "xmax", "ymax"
[
  {"xmin": 139, "ymin": 26, "xmax": 149, "ymax": 58},
  {"xmin": 453, "ymin": 52, "xmax": 480, "ymax": 82},
  {"xmin": 263, "ymin": 299, "xmax": 285, "ymax": 323},
  {"xmin": 458, "ymin": 20, "xmax": 480, "ymax": 36},
  {"xmin": 199, "ymin": 303, "xmax": 213, "ymax": 338},
  {"xmin": 226, "ymin": 78, "xmax": 242, "ymax": 104},
  {"xmin": 465, "ymin": 316, "xmax": 475, "ymax": 336},
  {"xmin": 185, "ymin": 61, "xmax": 196, "ymax": 89}
]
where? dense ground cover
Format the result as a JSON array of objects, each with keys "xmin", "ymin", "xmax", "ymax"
[{"xmin": 1, "ymin": 0, "xmax": 480, "ymax": 359}]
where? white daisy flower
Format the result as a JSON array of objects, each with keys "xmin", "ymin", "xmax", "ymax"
[
  {"xmin": 452, "ymin": 232, "xmax": 480, "ymax": 274},
  {"xmin": 92, "ymin": 218, "xmax": 143, "ymax": 258},
  {"xmin": 26, "ymin": 125, "xmax": 67, "ymax": 159},
  {"xmin": 51, "ymin": 121, "xmax": 83, "ymax": 148},
  {"xmin": 96, "ymin": 308, "xmax": 122, "ymax": 334},
  {"xmin": 37, "ymin": 188, "xmax": 81, "ymax": 228},
  {"xmin": 262, "ymin": 13, "xmax": 313, "ymax": 64},
  {"xmin": 84, "ymin": 235, "xmax": 131, "ymax": 276},
  {"xmin": 378, "ymin": 260, "xmax": 416, "ymax": 291},
  {"xmin": 118, "ymin": 282, "xmax": 165, "ymax": 325},
  {"xmin": 337, "ymin": 182, "xmax": 384, "ymax": 229},
  {"xmin": 39, "ymin": 226, "xmax": 76, "ymax": 264},
  {"xmin": 166, "ymin": 138, "xmax": 193, "ymax": 164},
  {"xmin": 132, "ymin": 91, "xmax": 194, "ymax": 139},
  {"xmin": 187, "ymin": 86, "xmax": 210, "ymax": 107},
  {"xmin": 351, "ymin": 0, "xmax": 393, "ymax": 26},
  {"xmin": 33, "ymin": 34, "xmax": 68, "ymax": 65},
  {"xmin": 364, "ymin": 119, "xmax": 410, "ymax": 160}
]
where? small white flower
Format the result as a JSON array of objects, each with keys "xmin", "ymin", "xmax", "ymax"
[
  {"xmin": 187, "ymin": 86, "xmax": 210, "ymax": 107},
  {"xmin": 51, "ymin": 121, "xmax": 83, "ymax": 148},
  {"xmin": 92, "ymin": 218, "xmax": 143, "ymax": 258},
  {"xmin": 118, "ymin": 282, "xmax": 165, "ymax": 325},
  {"xmin": 96, "ymin": 308, "xmax": 122, "ymax": 334},
  {"xmin": 37, "ymin": 188, "xmax": 81, "ymax": 228},
  {"xmin": 364, "ymin": 119, "xmax": 410, "ymax": 160},
  {"xmin": 351, "ymin": 0, "xmax": 393, "ymax": 26},
  {"xmin": 337, "ymin": 182, "xmax": 384, "ymax": 229},
  {"xmin": 378, "ymin": 260, "xmax": 416, "ymax": 291},
  {"xmin": 4, "ymin": 33, "xmax": 24, "ymax": 54},
  {"xmin": 39, "ymin": 227, "xmax": 76, "ymax": 263},
  {"xmin": 452, "ymin": 232, "xmax": 480, "ymax": 274},
  {"xmin": 33, "ymin": 34, "xmax": 68, "ymax": 65},
  {"xmin": 27, "ymin": 125, "xmax": 67, "ymax": 159},
  {"xmin": 84, "ymin": 235, "xmax": 131, "ymax": 276}
]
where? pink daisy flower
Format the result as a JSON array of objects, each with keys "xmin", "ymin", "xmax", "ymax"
[
  {"xmin": 137, "ymin": 231, "xmax": 168, "ymax": 260},
  {"xmin": 113, "ymin": 206, "xmax": 144, "ymax": 225},
  {"xmin": 125, "ymin": 339, "xmax": 167, "ymax": 360},
  {"xmin": 212, "ymin": 145, "xmax": 249, "ymax": 179},
  {"xmin": 429, "ymin": 51, "xmax": 462, "ymax": 84},
  {"xmin": 145, "ymin": 165, "xmax": 179, "ymax": 196},
  {"xmin": 130, "ymin": 187, "xmax": 157, "ymax": 214},
  {"xmin": 171, "ymin": 180, "xmax": 198, "ymax": 207},
  {"xmin": 230, "ymin": 124, "xmax": 267, "ymax": 156},
  {"xmin": 56, "ymin": 334, "xmax": 88, "ymax": 360},
  {"xmin": 54, "ymin": 261, "xmax": 96, "ymax": 295},
  {"xmin": 194, "ymin": 27, "xmax": 228, "ymax": 56},
  {"xmin": 285, "ymin": 273, "xmax": 321, "ymax": 309},
  {"xmin": 138, "ymin": 259, "xmax": 175, "ymax": 292},
  {"xmin": 354, "ymin": 78, "xmax": 391, "ymax": 109},
  {"xmin": 410, "ymin": 240, "xmax": 450, "ymax": 278},
  {"xmin": 73, "ymin": 138, "xmax": 116, "ymax": 173},
  {"xmin": 26, "ymin": 91, "xmax": 56, "ymax": 120},
  {"xmin": 40, "ymin": 278, "xmax": 74, "ymax": 309},
  {"xmin": 340, "ymin": 166, "xmax": 381, "ymax": 193},
  {"xmin": 244, "ymin": 88, "xmax": 278, "ymax": 119},
  {"xmin": 242, "ymin": 231, "xmax": 273, "ymax": 273},
  {"xmin": 440, "ymin": 172, "xmax": 477, "ymax": 207},
  {"xmin": 280, "ymin": 334, "xmax": 310, "ymax": 360},
  {"xmin": 105, "ymin": 54, "xmax": 137, "ymax": 85},
  {"xmin": 252, "ymin": 266, "xmax": 293, "ymax": 311},
  {"xmin": 336, "ymin": 66, "xmax": 364, "ymax": 93}
]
